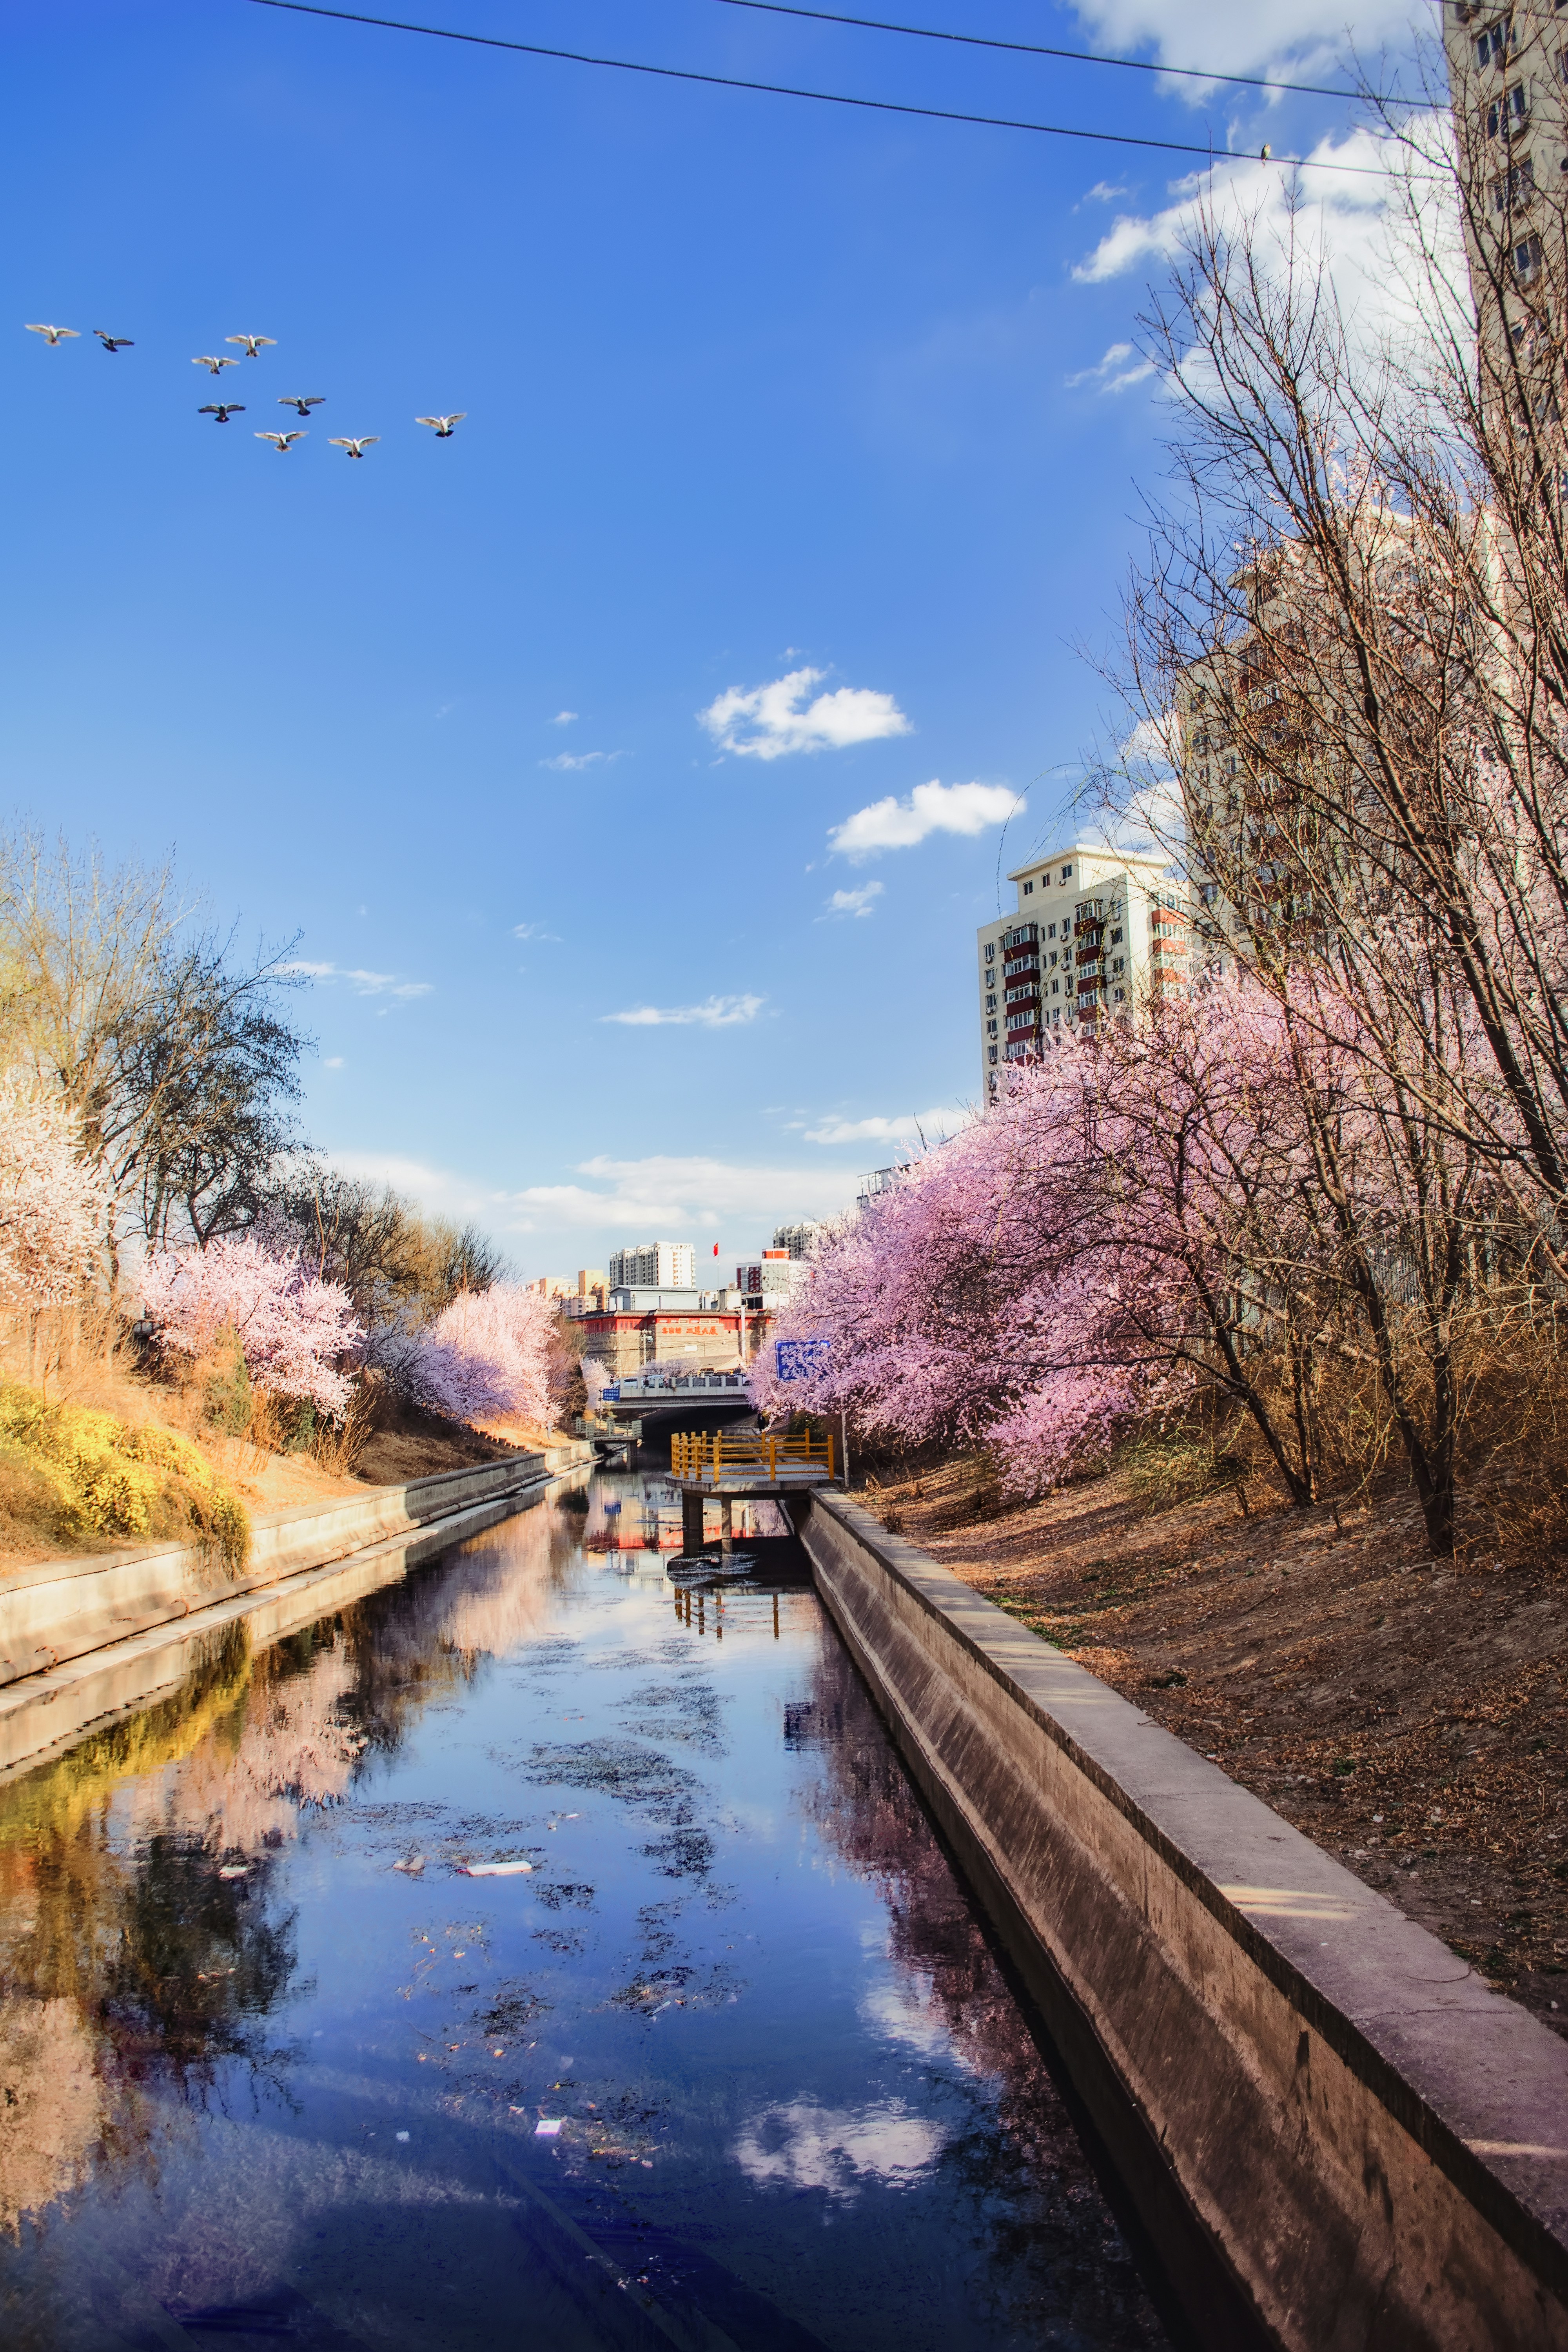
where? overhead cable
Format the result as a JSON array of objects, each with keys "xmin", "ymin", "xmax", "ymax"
[
  {"xmin": 241, "ymin": 0, "xmax": 1426, "ymax": 178},
  {"xmin": 713, "ymin": 0, "xmax": 1422, "ymax": 108}
]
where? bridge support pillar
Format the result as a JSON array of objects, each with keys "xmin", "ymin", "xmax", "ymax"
[
  {"xmin": 682, "ymin": 1491, "xmax": 706, "ymax": 1555},
  {"xmin": 719, "ymin": 1499, "xmax": 733, "ymax": 1555}
]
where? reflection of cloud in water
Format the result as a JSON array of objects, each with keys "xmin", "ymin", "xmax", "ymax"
[
  {"xmin": 858, "ymin": 1975, "xmax": 959, "ymax": 2063},
  {"xmin": 733, "ymin": 2100, "xmax": 943, "ymax": 2200}
]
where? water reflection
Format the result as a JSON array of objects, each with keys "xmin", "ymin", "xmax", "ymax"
[{"xmin": 0, "ymin": 1472, "xmax": 1169, "ymax": 2350}]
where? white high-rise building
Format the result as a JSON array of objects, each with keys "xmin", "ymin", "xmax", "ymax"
[
  {"xmin": 976, "ymin": 843, "xmax": 1191, "ymax": 1101},
  {"xmin": 608, "ymin": 1241, "xmax": 695, "ymax": 1291}
]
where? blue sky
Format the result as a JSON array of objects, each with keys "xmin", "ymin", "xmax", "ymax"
[{"xmin": 4, "ymin": 0, "xmax": 1416, "ymax": 1276}]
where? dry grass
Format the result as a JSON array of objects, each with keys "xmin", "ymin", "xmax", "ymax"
[{"xmin": 853, "ymin": 1446, "xmax": 1568, "ymax": 2041}]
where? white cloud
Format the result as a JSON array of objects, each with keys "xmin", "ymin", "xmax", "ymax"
[
  {"xmin": 1066, "ymin": 340, "xmax": 1156, "ymax": 394},
  {"xmin": 699, "ymin": 667, "xmax": 911, "ymax": 761},
  {"xmin": 1069, "ymin": 0, "xmax": 1413, "ymax": 87},
  {"xmin": 540, "ymin": 749, "xmax": 620, "ymax": 772},
  {"xmin": 551, "ymin": 710, "xmax": 579, "ymax": 725},
  {"xmin": 733, "ymin": 2102, "xmax": 944, "ymax": 2200},
  {"xmin": 601, "ymin": 994, "xmax": 764, "ymax": 1029},
  {"xmin": 1081, "ymin": 179, "xmax": 1129, "ymax": 204},
  {"xmin": 512, "ymin": 922, "xmax": 561, "ymax": 942},
  {"xmin": 801, "ymin": 1104, "xmax": 973, "ymax": 1147},
  {"xmin": 322, "ymin": 1055, "xmax": 345, "ymax": 1069},
  {"xmin": 821, "ymin": 882, "xmax": 884, "ymax": 920},
  {"xmin": 828, "ymin": 780, "xmax": 1021, "ymax": 860},
  {"xmin": 1073, "ymin": 125, "xmax": 1409, "ymax": 306},
  {"xmin": 327, "ymin": 1148, "xmax": 864, "ymax": 1237},
  {"xmin": 282, "ymin": 960, "xmax": 432, "ymax": 1000}
]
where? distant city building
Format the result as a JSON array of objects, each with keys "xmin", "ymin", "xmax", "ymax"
[
  {"xmin": 856, "ymin": 1166, "xmax": 906, "ymax": 1210},
  {"xmin": 770, "ymin": 1221, "xmax": 820, "ymax": 1260},
  {"xmin": 608, "ymin": 1241, "xmax": 695, "ymax": 1291},
  {"xmin": 580, "ymin": 1283, "xmax": 766, "ymax": 1376},
  {"xmin": 736, "ymin": 1249, "xmax": 801, "ymax": 1310},
  {"xmin": 976, "ymin": 842, "xmax": 1191, "ymax": 1100},
  {"xmin": 577, "ymin": 1267, "xmax": 606, "ymax": 1298},
  {"xmin": 523, "ymin": 1275, "xmax": 575, "ymax": 1301}
]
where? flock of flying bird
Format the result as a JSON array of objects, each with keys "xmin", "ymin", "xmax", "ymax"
[{"xmin": 23, "ymin": 323, "xmax": 465, "ymax": 456}]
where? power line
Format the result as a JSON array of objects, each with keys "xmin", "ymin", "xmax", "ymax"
[
  {"xmin": 714, "ymin": 0, "xmax": 1416, "ymax": 109},
  {"xmin": 240, "ymin": 0, "xmax": 1418, "ymax": 178}
]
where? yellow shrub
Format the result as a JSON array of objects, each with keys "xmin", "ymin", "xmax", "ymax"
[{"xmin": 0, "ymin": 1385, "xmax": 249, "ymax": 1568}]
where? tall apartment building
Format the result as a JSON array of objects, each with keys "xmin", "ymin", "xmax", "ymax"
[
  {"xmin": 770, "ymin": 1221, "xmax": 820, "ymax": 1259},
  {"xmin": 975, "ymin": 844, "xmax": 1189, "ymax": 1098},
  {"xmin": 1444, "ymin": 3, "xmax": 1568, "ymax": 401},
  {"xmin": 608, "ymin": 1241, "xmax": 695, "ymax": 1290}
]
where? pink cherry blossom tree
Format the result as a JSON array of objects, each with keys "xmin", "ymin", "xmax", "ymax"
[
  {"xmin": 395, "ymin": 1283, "xmax": 555, "ymax": 1427},
  {"xmin": 0, "ymin": 1081, "xmax": 105, "ymax": 1307},
  {"xmin": 139, "ymin": 1234, "xmax": 363, "ymax": 1416}
]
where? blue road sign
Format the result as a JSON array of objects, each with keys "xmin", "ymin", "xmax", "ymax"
[{"xmin": 775, "ymin": 1339, "xmax": 830, "ymax": 1382}]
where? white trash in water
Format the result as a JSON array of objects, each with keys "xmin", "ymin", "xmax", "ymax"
[
  {"xmin": 458, "ymin": 1860, "xmax": 534, "ymax": 1877},
  {"xmin": 535, "ymin": 2118, "xmax": 564, "ymax": 2137}
]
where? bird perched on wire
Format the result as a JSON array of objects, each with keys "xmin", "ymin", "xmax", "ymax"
[
  {"xmin": 255, "ymin": 430, "xmax": 306, "ymax": 452},
  {"xmin": 227, "ymin": 334, "xmax": 277, "ymax": 358},
  {"xmin": 199, "ymin": 403, "xmax": 246, "ymax": 423},
  {"xmin": 25, "ymin": 324, "xmax": 78, "ymax": 345},
  {"xmin": 278, "ymin": 394, "xmax": 324, "ymax": 418},
  {"xmin": 193, "ymin": 355, "xmax": 238, "ymax": 376},
  {"xmin": 416, "ymin": 414, "xmax": 466, "ymax": 438},
  {"xmin": 328, "ymin": 436, "xmax": 379, "ymax": 459},
  {"xmin": 93, "ymin": 330, "xmax": 134, "ymax": 353}
]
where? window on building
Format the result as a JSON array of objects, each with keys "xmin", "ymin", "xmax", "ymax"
[
  {"xmin": 1110, "ymin": 927, "xmax": 1123, "ymax": 945},
  {"xmin": 1060, "ymin": 864, "xmax": 1073, "ymax": 882},
  {"xmin": 1112, "ymin": 956, "xmax": 1125, "ymax": 973},
  {"xmin": 1047, "ymin": 922, "xmax": 1056, "ymax": 938},
  {"xmin": 985, "ymin": 993, "xmax": 996, "ymax": 1013},
  {"xmin": 1051, "ymin": 978, "xmax": 1059, "ymax": 995},
  {"xmin": 1515, "ymin": 230, "xmax": 1544, "ymax": 278},
  {"xmin": 1023, "ymin": 880, "xmax": 1034, "ymax": 895},
  {"xmin": 988, "ymin": 1045, "xmax": 998, "ymax": 1063},
  {"xmin": 1493, "ymin": 156, "xmax": 1536, "ymax": 211},
  {"xmin": 984, "ymin": 942, "xmax": 994, "ymax": 961},
  {"xmin": 986, "ymin": 1018, "xmax": 998, "ymax": 1036},
  {"xmin": 1486, "ymin": 82, "xmax": 1528, "ymax": 137},
  {"xmin": 1475, "ymin": 16, "xmax": 1514, "ymax": 69}
]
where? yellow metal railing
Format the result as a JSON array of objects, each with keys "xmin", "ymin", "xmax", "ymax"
[{"xmin": 670, "ymin": 1429, "xmax": 835, "ymax": 1481}]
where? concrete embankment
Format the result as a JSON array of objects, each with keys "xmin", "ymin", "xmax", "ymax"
[
  {"xmin": 800, "ymin": 1488, "xmax": 1568, "ymax": 2352},
  {"xmin": 0, "ymin": 1445, "xmax": 591, "ymax": 1782}
]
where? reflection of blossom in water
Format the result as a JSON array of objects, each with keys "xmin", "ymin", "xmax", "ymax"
[
  {"xmin": 124, "ymin": 1643, "xmax": 362, "ymax": 1857},
  {"xmin": 0, "ymin": 1995, "xmax": 106, "ymax": 2236},
  {"xmin": 733, "ymin": 2099, "xmax": 943, "ymax": 2200}
]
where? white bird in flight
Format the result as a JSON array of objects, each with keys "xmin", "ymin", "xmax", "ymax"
[
  {"xmin": 193, "ymin": 355, "xmax": 238, "ymax": 376},
  {"xmin": 255, "ymin": 430, "xmax": 307, "ymax": 452},
  {"xmin": 199, "ymin": 403, "xmax": 245, "ymax": 423},
  {"xmin": 279, "ymin": 395, "xmax": 324, "ymax": 417},
  {"xmin": 93, "ymin": 330, "xmax": 134, "ymax": 352},
  {"xmin": 416, "ymin": 414, "xmax": 466, "ymax": 438},
  {"xmin": 227, "ymin": 334, "xmax": 277, "ymax": 358},
  {"xmin": 25, "ymin": 324, "xmax": 78, "ymax": 345},
  {"xmin": 328, "ymin": 437, "xmax": 379, "ymax": 459}
]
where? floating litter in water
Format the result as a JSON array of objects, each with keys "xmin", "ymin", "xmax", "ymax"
[
  {"xmin": 393, "ymin": 1857, "xmax": 424, "ymax": 1874},
  {"xmin": 458, "ymin": 1861, "xmax": 534, "ymax": 1876},
  {"xmin": 535, "ymin": 2118, "xmax": 564, "ymax": 2137},
  {"xmin": 218, "ymin": 1866, "xmax": 248, "ymax": 1879},
  {"xmin": 396, "ymin": 2131, "xmax": 410, "ymax": 2143}
]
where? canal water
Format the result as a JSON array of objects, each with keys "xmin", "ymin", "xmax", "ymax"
[{"xmin": 0, "ymin": 1471, "xmax": 1172, "ymax": 2352}]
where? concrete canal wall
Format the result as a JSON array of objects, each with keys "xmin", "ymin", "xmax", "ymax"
[
  {"xmin": 0, "ymin": 1446, "xmax": 592, "ymax": 1782},
  {"xmin": 800, "ymin": 1489, "xmax": 1568, "ymax": 2352}
]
